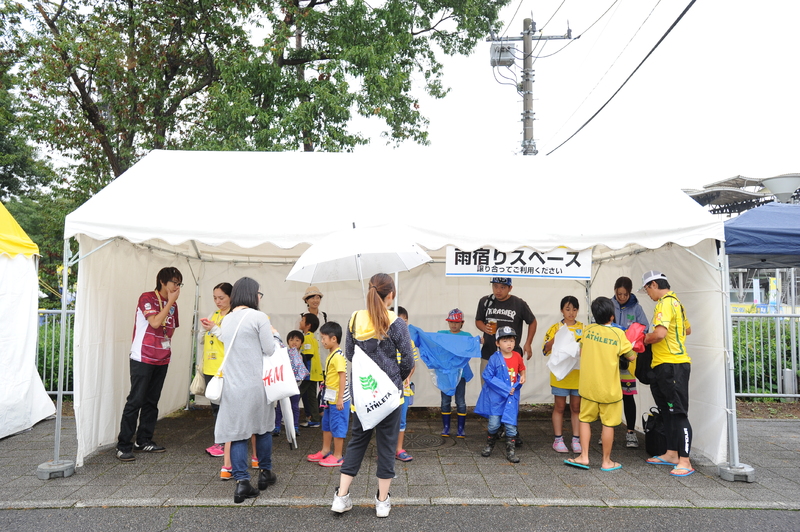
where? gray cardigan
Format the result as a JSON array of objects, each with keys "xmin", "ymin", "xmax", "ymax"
[{"xmin": 213, "ymin": 308, "xmax": 276, "ymax": 443}]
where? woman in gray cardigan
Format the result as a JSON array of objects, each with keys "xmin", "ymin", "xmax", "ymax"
[{"xmin": 201, "ymin": 277, "xmax": 279, "ymax": 503}]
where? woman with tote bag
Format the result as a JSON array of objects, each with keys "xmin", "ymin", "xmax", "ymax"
[
  {"xmin": 200, "ymin": 277, "xmax": 280, "ymax": 504},
  {"xmin": 330, "ymin": 273, "xmax": 415, "ymax": 518}
]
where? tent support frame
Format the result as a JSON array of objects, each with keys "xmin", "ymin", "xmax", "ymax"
[
  {"xmin": 37, "ymin": 238, "xmax": 79, "ymax": 479},
  {"xmin": 718, "ymin": 242, "xmax": 755, "ymax": 482}
]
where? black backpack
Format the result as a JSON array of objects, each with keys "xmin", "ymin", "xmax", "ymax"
[
  {"xmin": 636, "ymin": 294, "xmax": 687, "ymax": 385},
  {"xmin": 642, "ymin": 406, "xmax": 668, "ymax": 456},
  {"xmin": 634, "ymin": 344, "xmax": 655, "ymax": 384}
]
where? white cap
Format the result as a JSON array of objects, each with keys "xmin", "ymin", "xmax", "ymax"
[{"xmin": 640, "ymin": 270, "xmax": 668, "ymax": 291}]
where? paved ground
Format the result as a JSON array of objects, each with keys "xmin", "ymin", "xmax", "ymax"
[{"xmin": 1, "ymin": 409, "xmax": 798, "ymax": 510}]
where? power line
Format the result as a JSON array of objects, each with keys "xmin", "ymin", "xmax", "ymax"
[
  {"xmin": 500, "ymin": 0, "xmax": 525, "ymax": 40},
  {"xmin": 545, "ymin": 0, "xmax": 698, "ymax": 156},
  {"xmin": 546, "ymin": 0, "xmax": 663, "ymax": 143},
  {"xmin": 530, "ymin": 0, "xmax": 620, "ymax": 63}
]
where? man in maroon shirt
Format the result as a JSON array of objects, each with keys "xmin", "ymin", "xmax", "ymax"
[{"xmin": 116, "ymin": 267, "xmax": 182, "ymax": 461}]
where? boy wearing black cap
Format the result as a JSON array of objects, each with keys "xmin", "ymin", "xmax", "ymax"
[{"xmin": 475, "ymin": 326, "xmax": 526, "ymax": 463}]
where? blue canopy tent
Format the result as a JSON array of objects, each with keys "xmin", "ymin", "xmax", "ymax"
[
  {"xmin": 725, "ymin": 203, "xmax": 800, "ymax": 268},
  {"xmin": 719, "ymin": 202, "xmax": 800, "ymax": 481}
]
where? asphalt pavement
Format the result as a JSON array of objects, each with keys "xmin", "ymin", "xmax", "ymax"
[{"xmin": 1, "ymin": 408, "xmax": 799, "ymax": 511}]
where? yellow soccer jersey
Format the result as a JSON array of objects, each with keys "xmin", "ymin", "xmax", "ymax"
[
  {"xmin": 578, "ymin": 324, "xmax": 633, "ymax": 404},
  {"xmin": 397, "ymin": 340, "xmax": 421, "ymax": 396},
  {"xmin": 543, "ymin": 320, "xmax": 584, "ymax": 389},
  {"xmin": 202, "ymin": 310, "xmax": 226, "ymax": 376},
  {"xmin": 302, "ymin": 331, "xmax": 323, "ymax": 381},
  {"xmin": 323, "ymin": 348, "xmax": 349, "ymax": 403},
  {"xmin": 651, "ymin": 292, "xmax": 691, "ymax": 366}
]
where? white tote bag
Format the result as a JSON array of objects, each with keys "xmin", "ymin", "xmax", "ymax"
[
  {"xmin": 204, "ymin": 313, "xmax": 245, "ymax": 402},
  {"xmin": 263, "ymin": 345, "xmax": 301, "ymax": 403},
  {"xmin": 351, "ymin": 344, "xmax": 401, "ymax": 430}
]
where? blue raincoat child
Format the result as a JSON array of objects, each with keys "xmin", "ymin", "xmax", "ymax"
[{"xmin": 475, "ymin": 326, "xmax": 526, "ymax": 463}]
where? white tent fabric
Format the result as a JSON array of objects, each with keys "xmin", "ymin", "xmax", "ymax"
[
  {"xmin": 65, "ymin": 150, "xmax": 727, "ymax": 467},
  {"xmin": 0, "ymin": 215, "xmax": 55, "ymax": 439}
]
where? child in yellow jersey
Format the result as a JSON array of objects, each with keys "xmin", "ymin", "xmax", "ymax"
[
  {"xmin": 299, "ymin": 312, "xmax": 323, "ymax": 428},
  {"xmin": 565, "ymin": 297, "xmax": 635, "ymax": 472},
  {"xmin": 542, "ymin": 296, "xmax": 584, "ymax": 454},
  {"xmin": 308, "ymin": 322, "xmax": 350, "ymax": 467},
  {"xmin": 394, "ymin": 306, "xmax": 420, "ymax": 462}
]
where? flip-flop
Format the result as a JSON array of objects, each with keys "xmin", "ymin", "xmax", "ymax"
[
  {"xmin": 601, "ymin": 462, "xmax": 622, "ymax": 472},
  {"xmin": 670, "ymin": 467, "xmax": 695, "ymax": 477},
  {"xmin": 646, "ymin": 456, "xmax": 677, "ymax": 465},
  {"xmin": 564, "ymin": 458, "xmax": 590, "ymax": 470}
]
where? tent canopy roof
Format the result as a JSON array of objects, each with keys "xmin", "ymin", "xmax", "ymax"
[
  {"xmin": 0, "ymin": 202, "xmax": 39, "ymax": 257},
  {"xmin": 65, "ymin": 150, "xmax": 724, "ymax": 258},
  {"xmin": 724, "ymin": 202, "xmax": 800, "ymax": 269}
]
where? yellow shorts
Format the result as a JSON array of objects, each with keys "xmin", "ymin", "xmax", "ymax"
[{"xmin": 579, "ymin": 398, "xmax": 622, "ymax": 427}]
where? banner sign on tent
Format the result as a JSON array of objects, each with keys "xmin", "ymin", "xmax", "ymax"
[{"xmin": 445, "ymin": 246, "xmax": 591, "ymax": 280}]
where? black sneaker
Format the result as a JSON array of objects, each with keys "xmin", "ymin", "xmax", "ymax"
[
  {"xmin": 133, "ymin": 441, "xmax": 166, "ymax": 453},
  {"xmin": 116, "ymin": 449, "xmax": 135, "ymax": 461}
]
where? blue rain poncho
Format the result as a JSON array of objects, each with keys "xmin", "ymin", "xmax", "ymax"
[{"xmin": 407, "ymin": 325, "xmax": 481, "ymax": 396}]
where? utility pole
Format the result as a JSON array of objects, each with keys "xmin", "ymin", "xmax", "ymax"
[{"xmin": 489, "ymin": 18, "xmax": 572, "ymax": 155}]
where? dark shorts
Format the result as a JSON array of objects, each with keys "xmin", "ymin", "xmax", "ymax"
[{"xmin": 652, "ymin": 362, "xmax": 690, "ymax": 415}]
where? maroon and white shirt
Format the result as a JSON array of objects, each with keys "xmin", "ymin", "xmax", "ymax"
[{"xmin": 130, "ymin": 291, "xmax": 179, "ymax": 365}]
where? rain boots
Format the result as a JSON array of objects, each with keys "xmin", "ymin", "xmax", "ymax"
[
  {"xmin": 456, "ymin": 413, "xmax": 466, "ymax": 438},
  {"xmin": 505, "ymin": 436, "xmax": 520, "ymax": 463},
  {"xmin": 481, "ymin": 431, "xmax": 499, "ymax": 457},
  {"xmin": 441, "ymin": 413, "xmax": 451, "ymax": 437}
]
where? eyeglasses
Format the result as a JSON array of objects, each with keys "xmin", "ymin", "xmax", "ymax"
[
  {"xmin": 258, "ymin": 292, "xmax": 264, "ymax": 298},
  {"xmin": 170, "ymin": 280, "xmax": 184, "ymax": 287}
]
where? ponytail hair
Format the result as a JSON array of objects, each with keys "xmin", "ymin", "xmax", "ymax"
[{"xmin": 366, "ymin": 273, "xmax": 395, "ymax": 339}]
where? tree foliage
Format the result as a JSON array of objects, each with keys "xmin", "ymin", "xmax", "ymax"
[
  {"xmin": 4, "ymin": 0, "xmax": 509, "ymax": 193},
  {"xmin": 4, "ymin": 190, "xmax": 79, "ymax": 309},
  {"xmin": 0, "ymin": 50, "xmax": 54, "ymax": 200}
]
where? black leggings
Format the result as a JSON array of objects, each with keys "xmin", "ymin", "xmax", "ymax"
[{"xmin": 622, "ymin": 393, "xmax": 637, "ymax": 431}]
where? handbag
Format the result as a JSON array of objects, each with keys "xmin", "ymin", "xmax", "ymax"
[
  {"xmin": 643, "ymin": 406, "xmax": 668, "ymax": 456},
  {"xmin": 263, "ymin": 345, "xmax": 301, "ymax": 403},
  {"xmin": 205, "ymin": 312, "xmax": 246, "ymax": 402},
  {"xmin": 634, "ymin": 344, "xmax": 655, "ymax": 385},
  {"xmin": 189, "ymin": 365, "xmax": 206, "ymax": 395},
  {"xmin": 351, "ymin": 344, "xmax": 401, "ymax": 430}
]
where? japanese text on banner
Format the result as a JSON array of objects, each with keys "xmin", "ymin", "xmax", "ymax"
[{"xmin": 445, "ymin": 246, "xmax": 591, "ymax": 280}]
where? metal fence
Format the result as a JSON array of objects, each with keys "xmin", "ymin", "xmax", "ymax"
[
  {"xmin": 731, "ymin": 313, "xmax": 800, "ymax": 398},
  {"xmin": 37, "ymin": 310, "xmax": 75, "ymax": 395},
  {"xmin": 36, "ymin": 309, "xmax": 799, "ymax": 399}
]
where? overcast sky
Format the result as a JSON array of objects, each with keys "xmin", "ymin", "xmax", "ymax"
[{"xmin": 356, "ymin": 0, "xmax": 799, "ymax": 190}]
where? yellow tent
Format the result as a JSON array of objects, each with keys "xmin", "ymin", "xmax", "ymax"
[
  {"xmin": 0, "ymin": 202, "xmax": 39, "ymax": 257},
  {"xmin": 0, "ymin": 201, "xmax": 53, "ymax": 440}
]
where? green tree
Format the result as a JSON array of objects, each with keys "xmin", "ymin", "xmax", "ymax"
[
  {"xmin": 0, "ymin": 59, "xmax": 54, "ymax": 200},
  {"xmin": 4, "ymin": 0, "xmax": 508, "ymax": 192},
  {"xmin": 4, "ymin": 190, "xmax": 78, "ymax": 309}
]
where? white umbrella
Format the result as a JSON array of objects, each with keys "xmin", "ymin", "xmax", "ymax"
[
  {"xmin": 286, "ymin": 224, "xmax": 433, "ymax": 292},
  {"xmin": 280, "ymin": 396, "xmax": 297, "ymax": 449}
]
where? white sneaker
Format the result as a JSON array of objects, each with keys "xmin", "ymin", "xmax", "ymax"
[
  {"xmin": 375, "ymin": 492, "xmax": 391, "ymax": 518},
  {"xmin": 331, "ymin": 488, "xmax": 352, "ymax": 514},
  {"xmin": 626, "ymin": 432, "xmax": 639, "ymax": 448}
]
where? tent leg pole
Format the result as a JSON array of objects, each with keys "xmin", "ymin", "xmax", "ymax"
[
  {"xmin": 186, "ymin": 272, "xmax": 201, "ymax": 411},
  {"xmin": 718, "ymin": 243, "xmax": 754, "ymax": 482},
  {"xmin": 37, "ymin": 238, "xmax": 75, "ymax": 479}
]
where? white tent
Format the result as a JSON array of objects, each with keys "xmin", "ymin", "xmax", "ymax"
[
  {"xmin": 0, "ymin": 203, "xmax": 55, "ymax": 439},
  {"xmin": 64, "ymin": 150, "xmax": 730, "ymax": 468}
]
